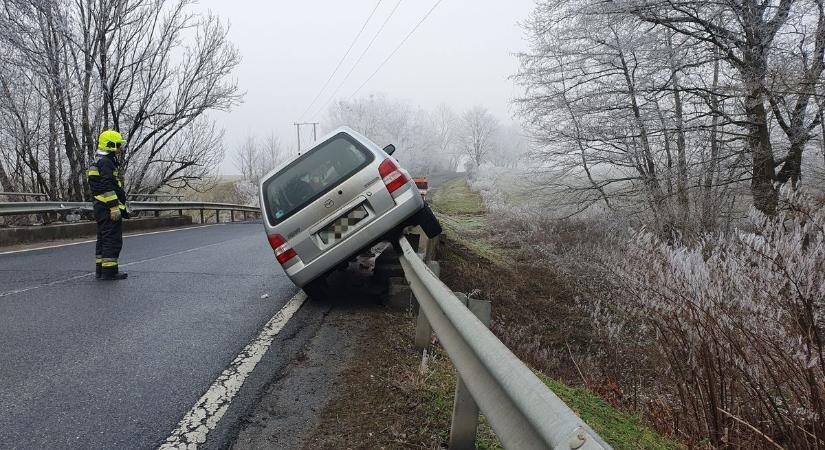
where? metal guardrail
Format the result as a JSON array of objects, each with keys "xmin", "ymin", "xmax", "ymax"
[
  {"xmin": 127, "ymin": 201, "xmax": 259, "ymax": 213},
  {"xmin": 0, "ymin": 201, "xmax": 88, "ymax": 216},
  {"xmin": 0, "ymin": 192, "xmax": 49, "ymax": 199},
  {"xmin": 0, "ymin": 200, "xmax": 260, "ymax": 220},
  {"xmin": 127, "ymin": 193, "xmax": 185, "ymax": 200},
  {"xmin": 397, "ymin": 236, "xmax": 611, "ymax": 450},
  {"xmin": 1, "ymin": 192, "xmax": 185, "ymax": 201}
]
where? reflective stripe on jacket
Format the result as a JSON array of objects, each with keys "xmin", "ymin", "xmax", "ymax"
[{"xmin": 87, "ymin": 153, "xmax": 126, "ymax": 210}]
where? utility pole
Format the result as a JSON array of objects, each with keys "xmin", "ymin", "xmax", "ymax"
[
  {"xmin": 294, "ymin": 122, "xmax": 301, "ymax": 154},
  {"xmin": 293, "ymin": 122, "xmax": 320, "ymax": 153}
]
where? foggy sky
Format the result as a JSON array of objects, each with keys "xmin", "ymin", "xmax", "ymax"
[{"xmin": 192, "ymin": 0, "xmax": 534, "ymax": 174}]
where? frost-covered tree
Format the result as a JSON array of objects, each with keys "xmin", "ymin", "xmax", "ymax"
[
  {"xmin": 460, "ymin": 105, "xmax": 499, "ymax": 169},
  {"xmin": 516, "ymin": 0, "xmax": 825, "ymax": 228},
  {"xmin": 233, "ymin": 132, "xmax": 289, "ymax": 204},
  {"xmin": 326, "ymin": 94, "xmax": 452, "ymax": 173}
]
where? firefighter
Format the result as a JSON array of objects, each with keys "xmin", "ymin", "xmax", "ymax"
[{"xmin": 87, "ymin": 130, "xmax": 129, "ymax": 280}]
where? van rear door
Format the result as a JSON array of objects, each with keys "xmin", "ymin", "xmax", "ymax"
[{"xmin": 261, "ymin": 133, "xmax": 394, "ymax": 262}]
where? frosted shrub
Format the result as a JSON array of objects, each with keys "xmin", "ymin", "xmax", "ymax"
[
  {"xmin": 463, "ymin": 167, "xmax": 823, "ymax": 446},
  {"xmin": 468, "ymin": 165, "xmax": 511, "ymax": 213},
  {"xmin": 597, "ymin": 188, "xmax": 825, "ymax": 448}
]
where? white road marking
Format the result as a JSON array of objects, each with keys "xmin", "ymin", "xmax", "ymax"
[
  {"xmin": 0, "ymin": 240, "xmax": 231, "ymax": 298},
  {"xmin": 158, "ymin": 292, "xmax": 307, "ymax": 450},
  {"xmin": 0, "ymin": 224, "xmax": 220, "ymax": 256}
]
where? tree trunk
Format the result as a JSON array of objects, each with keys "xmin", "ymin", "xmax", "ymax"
[
  {"xmin": 672, "ymin": 78, "xmax": 689, "ymax": 222},
  {"xmin": 48, "ymin": 107, "xmax": 58, "ymax": 198},
  {"xmin": 746, "ymin": 92, "xmax": 778, "ymax": 215},
  {"xmin": 776, "ymin": 140, "xmax": 804, "ymax": 187},
  {"xmin": 0, "ymin": 159, "xmax": 12, "ymax": 192},
  {"xmin": 702, "ymin": 54, "xmax": 722, "ymax": 230}
]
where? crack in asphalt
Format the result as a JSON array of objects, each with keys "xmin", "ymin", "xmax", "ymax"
[{"xmin": 157, "ymin": 292, "xmax": 307, "ymax": 450}]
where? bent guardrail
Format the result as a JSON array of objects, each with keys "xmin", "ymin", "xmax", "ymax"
[{"xmin": 397, "ymin": 236, "xmax": 611, "ymax": 450}]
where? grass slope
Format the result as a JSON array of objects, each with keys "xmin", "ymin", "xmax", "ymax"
[{"xmin": 429, "ymin": 176, "xmax": 680, "ymax": 450}]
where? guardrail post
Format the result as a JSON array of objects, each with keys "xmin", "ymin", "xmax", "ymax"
[
  {"xmin": 200, "ymin": 209, "xmax": 204, "ymax": 224},
  {"xmin": 416, "ymin": 229, "xmax": 429, "ymax": 253},
  {"xmin": 425, "ymin": 235, "xmax": 439, "ymax": 262},
  {"xmin": 448, "ymin": 292, "xmax": 491, "ymax": 450},
  {"xmin": 230, "ymin": 210, "xmax": 235, "ymax": 222},
  {"xmin": 178, "ymin": 209, "xmax": 182, "ymax": 216},
  {"xmin": 414, "ymin": 261, "xmax": 439, "ymax": 350}
]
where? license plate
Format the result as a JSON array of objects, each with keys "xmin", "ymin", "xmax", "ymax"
[{"xmin": 317, "ymin": 204, "xmax": 369, "ymax": 245}]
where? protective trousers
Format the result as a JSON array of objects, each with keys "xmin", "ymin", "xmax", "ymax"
[{"xmin": 94, "ymin": 201, "xmax": 123, "ymax": 275}]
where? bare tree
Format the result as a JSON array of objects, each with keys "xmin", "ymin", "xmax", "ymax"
[
  {"xmin": 327, "ymin": 94, "xmax": 437, "ymax": 173},
  {"xmin": 233, "ymin": 131, "xmax": 288, "ymax": 198},
  {"xmin": 621, "ymin": 0, "xmax": 811, "ymax": 214},
  {"xmin": 234, "ymin": 135, "xmax": 258, "ymax": 184},
  {"xmin": 491, "ymin": 123, "xmax": 528, "ymax": 169},
  {"xmin": 0, "ymin": 0, "xmax": 241, "ymax": 200},
  {"xmin": 460, "ymin": 105, "xmax": 499, "ymax": 169},
  {"xmin": 326, "ymin": 95, "xmax": 518, "ymax": 174},
  {"xmin": 427, "ymin": 104, "xmax": 461, "ymax": 170},
  {"xmin": 513, "ymin": 0, "xmax": 824, "ymax": 230}
]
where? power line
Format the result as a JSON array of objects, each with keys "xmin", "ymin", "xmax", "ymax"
[
  {"xmin": 297, "ymin": 0, "xmax": 383, "ymax": 121},
  {"xmin": 309, "ymin": 0, "xmax": 404, "ymax": 120},
  {"xmin": 349, "ymin": 0, "xmax": 445, "ymax": 100}
]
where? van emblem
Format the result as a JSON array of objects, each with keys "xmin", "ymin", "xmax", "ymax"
[{"xmin": 324, "ymin": 199, "xmax": 335, "ymax": 208}]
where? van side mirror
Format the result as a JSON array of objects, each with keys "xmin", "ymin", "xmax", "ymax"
[{"xmin": 383, "ymin": 144, "xmax": 396, "ymax": 155}]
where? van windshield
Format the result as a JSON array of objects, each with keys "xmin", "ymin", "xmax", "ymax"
[{"xmin": 263, "ymin": 134, "xmax": 373, "ymax": 225}]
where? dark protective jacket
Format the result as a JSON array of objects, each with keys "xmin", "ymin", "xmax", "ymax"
[{"xmin": 87, "ymin": 153, "xmax": 127, "ymax": 213}]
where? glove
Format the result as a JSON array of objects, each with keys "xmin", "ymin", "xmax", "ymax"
[
  {"xmin": 122, "ymin": 204, "xmax": 131, "ymax": 219},
  {"xmin": 110, "ymin": 208, "xmax": 122, "ymax": 221}
]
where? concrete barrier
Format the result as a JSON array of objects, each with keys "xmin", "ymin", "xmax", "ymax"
[{"xmin": 0, "ymin": 215, "xmax": 194, "ymax": 246}]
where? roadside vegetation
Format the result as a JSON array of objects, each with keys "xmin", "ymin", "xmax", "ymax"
[
  {"xmin": 440, "ymin": 167, "xmax": 825, "ymax": 449},
  {"xmin": 429, "ymin": 176, "xmax": 680, "ymax": 450},
  {"xmin": 487, "ymin": 0, "xmax": 825, "ymax": 446},
  {"xmin": 303, "ymin": 308, "xmax": 501, "ymax": 450}
]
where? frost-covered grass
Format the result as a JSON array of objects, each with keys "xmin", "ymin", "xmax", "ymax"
[
  {"xmin": 459, "ymin": 165, "xmax": 825, "ymax": 449},
  {"xmin": 428, "ymin": 177, "xmax": 510, "ymax": 266}
]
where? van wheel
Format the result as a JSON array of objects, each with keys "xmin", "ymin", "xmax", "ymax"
[
  {"xmin": 410, "ymin": 204, "xmax": 442, "ymax": 238},
  {"xmin": 303, "ymin": 277, "xmax": 329, "ymax": 299}
]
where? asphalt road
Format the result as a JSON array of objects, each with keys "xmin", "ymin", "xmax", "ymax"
[{"xmin": 0, "ymin": 223, "xmax": 329, "ymax": 449}]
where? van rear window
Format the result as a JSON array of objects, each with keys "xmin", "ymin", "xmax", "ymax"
[{"xmin": 263, "ymin": 134, "xmax": 373, "ymax": 225}]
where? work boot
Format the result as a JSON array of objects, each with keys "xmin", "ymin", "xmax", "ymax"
[
  {"xmin": 95, "ymin": 263, "xmax": 102, "ymax": 279},
  {"xmin": 100, "ymin": 267, "xmax": 128, "ymax": 280}
]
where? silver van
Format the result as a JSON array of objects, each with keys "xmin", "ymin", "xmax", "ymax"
[{"xmin": 259, "ymin": 126, "xmax": 440, "ymax": 297}]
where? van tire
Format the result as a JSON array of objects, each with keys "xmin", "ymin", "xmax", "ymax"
[
  {"xmin": 410, "ymin": 204, "xmax": 442, "ymax": 238},
  {"xmin": 303, "ymin": 277, "xmax": 329, "ymax": 299}
]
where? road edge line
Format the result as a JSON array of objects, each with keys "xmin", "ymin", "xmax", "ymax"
[{"xmin": 157, "ymin": 291, "xmax": 307, "ymax": 449}]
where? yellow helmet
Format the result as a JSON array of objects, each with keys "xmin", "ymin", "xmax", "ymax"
[{"xmin": 98, "ymin": 130, "xmax": 127, "ymax": 152}]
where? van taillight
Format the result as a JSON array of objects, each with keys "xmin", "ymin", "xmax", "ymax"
[
  {"xmin": 268, "ymin": 234, "xmax": 297, "ymax": 264},
  {"xmin": 378, "ymin": 159, "xmax": 408, "ymax": 194}
]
